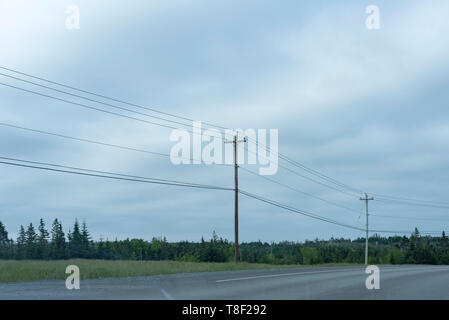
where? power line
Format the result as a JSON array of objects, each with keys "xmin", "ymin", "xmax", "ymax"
[
  {"xmin": 239, "ymin": 165, "xmax": 361, "ymax": 214},
  {"xmin": 2, "ymin": 121, "xmax": 380, "ymax": 231},
  {"xmin": 0, "ymin": 72, "xmax": 206, "ymax": 132},
  {"xmin": 0, "ymin": 156, "xmax": 445, "ymax": 236},
  {"xmin": 239, "ymin": 189, "xmax": 365, "ymax": 232},
  {"xmin": 5, "ymin": 81, "xmax": 444, "ymax": 207},
  {"xmin": 371, "ymin": 193, "xmax": 449, "ymax": 206},
  {"xmin": 1, "ymin": 121, "xmax": 365, "ymax": 218},
  {"xmin": 0, "ymin": 122, "xmax": 233, "ymax": 167},
  {"xmin": 0, "ymin": 66, "xmax": 365, "ymax": 196},
  {"xmin": 2, "ymin": 67, "xmax": 448, "ymax": 209},
  {"xmin": 277, "ymin": 153, "xmax": 364, "ymax": 194},
  {"xmin": 0, "ymin": 80, "xmax": 365, "ymax": 198},
  {"xmin": 238, "ymin": 189, "xmax": 446, "ymax": 235},
  {"xmin": 0, "ymin": 82, "xmax": 180, "ymax": 129},
  {"xmin": 245, "ymin": 136, "xmax": 365, "ymax": 195},
  {"xmin": 370, "ymin": 214, "xmax": 449, "ymax": 222},
  {"xmin": 374, "ymin": 198, "xmax": 449, "ymax": 210},
  {"xmin": 0, "ymin": 66, "xmax": 228, "ymax": 131},
  {"xmin": 0, "ymin": 82, "xmax": 233, "ymax": 143},
  {"xmin": 259, "ymin": 155, "xmax": 360, "ymax": 198},
  {"xmin": 0, "ymin": 156, "xmax": 233, "ymax": 191}
]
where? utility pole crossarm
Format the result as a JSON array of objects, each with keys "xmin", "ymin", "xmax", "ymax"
[{"xmin": 360, "ymin": 193, "xmax": 374, "ymax": 265}]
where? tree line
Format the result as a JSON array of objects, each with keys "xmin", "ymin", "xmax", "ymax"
[{"xmin": 0, "ymin": 219, "xmax": 448, "ymax": 264}]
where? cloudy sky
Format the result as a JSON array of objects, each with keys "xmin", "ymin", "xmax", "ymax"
[{"xmin": 1, "ymin": 0, "xmax": 448, "ymax": 242}]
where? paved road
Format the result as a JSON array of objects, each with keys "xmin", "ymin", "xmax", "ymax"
[{"xmin": 1, "ymin": 265, "xmax": 449, "ymax": 299}]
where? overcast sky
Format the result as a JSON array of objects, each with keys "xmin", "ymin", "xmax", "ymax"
[{"xmin": 1, "ymin": 0, "xmax": 448, "ymax": 242}]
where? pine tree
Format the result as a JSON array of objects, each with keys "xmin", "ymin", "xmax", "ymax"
[
  {"xmin": 81, "ymin": 221, "xmax": 91, "ymax": 258},
  {"xmin": 441, "ymin": 231, "xmax": 448, "ymax": 249},
  {"xmin": 0, "ymin": 221, "xmax": 9, "ymax": 258},
  {"xmin": 25, "ymin": 223, "xmax": 37, "ymax": 259},
  {"xmin": 439, "ymin": 231, "xmax": 449, "ymax": 264},
  {"xmin": 68, "ymin": 219, "xmax": 83, "ymax": 258},
  {"xmin": 0, "ymin": 221, "xmax": 8, "ymax": 245},
  {"xmin": 37, "ymin": 218, "xmax": 50, "ymax": 259},
  {"xmin": 16, "ymin": 225, "xmax": 26, "ymax": 259},
  {"xmin": 50, "ymin": 219, "xmax": 66, "ymax": 259}
]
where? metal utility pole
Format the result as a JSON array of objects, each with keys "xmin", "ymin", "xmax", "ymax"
[
  {"xmin": 360, "ymin": 193, "xmax": 374, "ymax": 265},
  {"xmin": 226, "ymin": 133, "xmax": 247, "ymax": 263}
]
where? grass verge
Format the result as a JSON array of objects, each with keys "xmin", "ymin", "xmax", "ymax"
[{"xmin": 0, "ymin": 259, "xmax": 360, "ymax": 283}]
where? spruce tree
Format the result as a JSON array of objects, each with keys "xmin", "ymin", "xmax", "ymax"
[
  {"xmin": 0, "ymin": 221, "xmax": 9, "ymax": 258},
  {"xmin": 441, "ymin": 231, "xmax": 448, "ymax": 249},
  {"xmin": 81, "ymin": 221, "xmax": 91, "ymax": 258},
  {"xmin": 69, "ymin": 219, "xmax": 83, "ymax": 258},
  {"xmin": 0, "ymin": 221, "xmax": 8, "ymax": 245},
  {"xmin": 50, "ymin": 219, "xmax": 66, "ymax": 259},
  {"xmin": 16, "ymin": 225, "xmax": 26, "ymax": 259},
  {"xmin": 25, "ymin": 223, "xmax": 37, "ymax": 259},
  {"xmin": 37, "ymin": 218, "xmax": 50, "ymax": 259}
]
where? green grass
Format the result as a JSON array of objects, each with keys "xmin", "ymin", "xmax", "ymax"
[{"xmin": 0, "ymin": 259, "xmax": 360, "ymax": 283}]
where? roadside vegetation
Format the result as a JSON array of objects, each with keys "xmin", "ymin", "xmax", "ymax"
[
  {"xmin": 0, "ymin": 259, "xmax": 358, "ymax": 283},
  {"xmin": 0, "ymin": 218, "xmax": 448, "ymax": 282}
]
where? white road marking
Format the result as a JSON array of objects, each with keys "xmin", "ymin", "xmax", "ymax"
[
  {"xmin": 215, "ymin": 266, "xmax": 449, "ymax": 283},
  {"xmin": 161, "ymin": 288, "xmax": 175, "ymax": 300},
  {"xmin": 216, "ymin": 268, "xmax": 359, "ymax": 282}
]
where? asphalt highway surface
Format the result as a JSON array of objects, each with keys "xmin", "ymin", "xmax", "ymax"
[{"xmin": 1, "ymin": 265, "xmax": 448, "ymax": 299}]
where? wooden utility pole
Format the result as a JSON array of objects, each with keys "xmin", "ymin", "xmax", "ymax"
[
  {"xmin": 226, "ymin": 133, "xmax": 246, "ymax": 263},
  {"xmin": 360, "ymin": 193, "xmax": 374, "ymax": 265}
]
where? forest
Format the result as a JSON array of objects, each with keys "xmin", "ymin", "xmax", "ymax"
[{"xmin": 0, "ymin": 219, "xmax": 448, "ymax": 265}]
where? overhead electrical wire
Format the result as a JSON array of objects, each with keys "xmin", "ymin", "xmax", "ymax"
[
  {"xmin": 238, "ymin": 189, "xmax": 365, "ymax": 231},
  {"xmin": 0, "ymin": 72, "xmax": 207, "ymax": 132},
  {"xmin": 1, "ymin": 66, "xmax": 448, "ymax": 216},
  {"xmin": 0, "ymin": 66, "xmax": 228, "ymax": 130},
  {"xmin": 244, "ymin": 137, "xmax": 365, "ymax": 195},
  {"xmin": 0, "ymin": 122, "xmax": 233, "ymax": 167},
  {"xmin": 239, "ymin": 165, "xmax": 361, "ymax": 214},
  {"xmin": 1, "ymin": 121, "xmax": 365, "ymax": 222},
  {"xmin": 370, "ymin": 214, "xmax": 449, "ymax": 222},
  {"xmin": 1, "ymin": 156, "xmax": 443, "ymax": 236},
  {"xmin": 373, "ymin": 198, "xmax": 449, "ymax": 210},
  {"xmin": 0, "ymin": 82, "xmax": 183, "ymax": 131},
  {"xmin": 0, "ymin": 67, "xmax": 366, "ymax": 196},
  {"xmin": 0, "ymin": 80, "xmax": 363, "ymax": 198},
  {"xmin": 2, "ymin": 66, "xmax": 446, "ymax": 206},
  {"xmin": 371, "ymin": 193, "xmax": 449, "ymax": 206},
  {"xmin": 242, "ymin": 144, "xmax": 361, "ymax": 199},
  {"xmin": 0, "ymin": 156, "xmax": 233, "ymax": 191},
  {"xmin": 239, "ymin": 189, "xmax": 447, "ymax": 236}
]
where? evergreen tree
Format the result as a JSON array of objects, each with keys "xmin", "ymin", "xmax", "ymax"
[
  {"xmin": 68, "ymin": 219, "xmax": 83, "ymax": 258},
  {"xmin": 0, "ymin": 221, "xmax": 10, "ymax": 258},
  {"xmin": 50, "ymin": 219, "xmax": 66, "ymax": 259},
  {"xmin": 37, "ymin": 218, "xmax": 50, "ymax": 259},
  {"xmin": 81, "ymin": 221, "xmax": 91, "ymax": 258},
  {"xmin": 3, "ymin": 219, "xmax": 449, "ymax": 264},
  {"xmin": 440, "ymin": 231, "xmax": 448, "ymax": 249},
  {"xmin": 16, "ymin": 225, "xmax": 26, "ymax": 259},
  {"xmin": 25, "ymin": 223, "xmax": 37, "ymax": 259},
  {"xmin": 0, "ymin": 221, "xmax": 8, "ymax": 246}
]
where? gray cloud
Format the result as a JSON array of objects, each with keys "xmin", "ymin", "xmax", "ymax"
[{"xmin": 0, "ymin": 0, "xmax": 448, "ymax": 242}]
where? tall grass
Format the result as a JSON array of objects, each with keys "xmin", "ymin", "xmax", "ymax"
[{"xmin": 0, "ymin": 259, "xmax": 359, "ymax": 283}]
